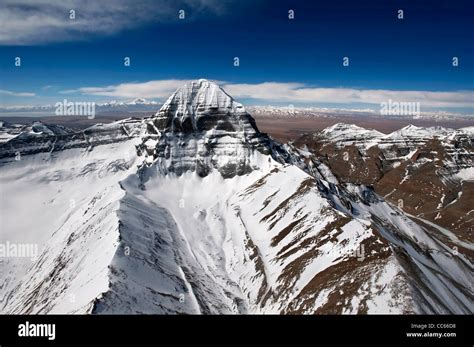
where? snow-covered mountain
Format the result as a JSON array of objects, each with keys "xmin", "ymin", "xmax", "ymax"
[
  {"xmin": 319, "ymin": 123, "xmax": 385, "ymax": 149},
  {"xmin": 0, "ymin": 118, "xmax": 145, "ymax": 158},
  {"xmin": 294, "ymin": 122, "xmax": 474, "ymax": 243},
  {"xmin": 0, "ymin": 80, "xmax": 472, "ymax": 314}
]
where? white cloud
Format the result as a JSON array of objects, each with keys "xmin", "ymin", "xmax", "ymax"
[
  {"xmin": 62, "ymin": 80, "xmax": 192, "ymax": 99},
  {"xmin": 0, "ymin": 0, "xmax": 226, "ymax": 45},
  {"xmin": 0, "ymin": 89, "xmax": 36, "ymax": 97},
  {"xmin": 65, "ymin": 79, "xmax": 474, "ymax": 109},
  {"xmin": 223, "ymin": 82, "xmax": 474, "ymax": 108}
]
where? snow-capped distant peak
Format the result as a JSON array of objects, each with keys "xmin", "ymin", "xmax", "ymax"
[
  {"xmin": 323, "ymin": 123, "xmax": 365, "ymax": 133},
  {"xmin": 457, "ymin": 126, "xmax": 474, "ymax": 135},
  {"xmin": 397, "ymin": 124, "xmax": 424, "ymax": 134},
  {"xmin": 321, "ymin": 123, "xmax": 384, "ymax": 140},
  {"xmin": 387, "ymin": 124, "xmax": 453, "ymax": 139}
]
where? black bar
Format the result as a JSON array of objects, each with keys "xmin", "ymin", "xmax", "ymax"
[{"xmin": 0, "ymin": 314, "xmax": 471, "ymax": 345}]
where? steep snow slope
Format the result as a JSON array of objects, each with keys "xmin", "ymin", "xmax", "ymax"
[
  {"xmin": 0, "ymin": 136, "xmax": 142, "ymax": 313},
  {"xmin": 91, "ymin": 159, "xmax": 415, "ymax": 314},
  {"xmin": 330, "ymin": 183, "xmax": 472, "ymax": 314}
]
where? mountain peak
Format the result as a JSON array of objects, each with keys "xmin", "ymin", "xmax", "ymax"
[
  {"xmin": 324, "ymin": 123, "xmax": 365, "ymax": 132},
  {"xmin": 151, "ymin": 79, "xmax": 252, "ymax": 134},
  {"xmin": 158, "ymin": 79, "xmax": 246, "ymax": 119},
  {"xmin": 139, "ymin": 79, "xmax": 274, "ymax": 178},
  {"xmin": 321, "ymin": 123, "xmax": 384, "ymax": 140},
  {"xmin": 387, "ymin": 124, "xmax": 451, "ymax": 139}
]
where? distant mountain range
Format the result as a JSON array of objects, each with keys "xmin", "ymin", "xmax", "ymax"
[
  {"xmin": 1, "ymin": 100, "xmax": 472, "ymax": 122},
  {"xmin": 0, "ymin": 98, "xmax": 161, "ymax": 114},
  {"xmin": 247, "ymin": 106, "xmax": 474, "ymax": 121}
]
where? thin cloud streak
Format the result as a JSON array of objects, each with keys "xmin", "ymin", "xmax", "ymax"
[
  {"xmin": 0, "ymin": 89, "xmax": 36, "ymax": 97},
  {"xmin": 224, "ymin": 82, "xmax": 474, "ymax": 108},
  {"xmin": 61, "ymin": 80, "xmax": 192, "ymax": 99},
  {"xmin": 62, "ymin": 80, "xmax": 474, "ymax": 109},
  {"xmin": 0, "ymin": 0, "xmax": 227, "ymax": 45}
]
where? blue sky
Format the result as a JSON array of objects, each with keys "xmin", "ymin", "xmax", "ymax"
[{"xmin": 0, "ymin": 0, "xmax": 473, "ymax": 112}]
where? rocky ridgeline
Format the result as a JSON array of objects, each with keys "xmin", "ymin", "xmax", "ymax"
[
  {"xmin": 293, "ymin": 123, "xmax": 474, "ymax": 239},
  {"xmin": 0, "ymin": 118, "xmax": 145, "ymax": 160}
]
